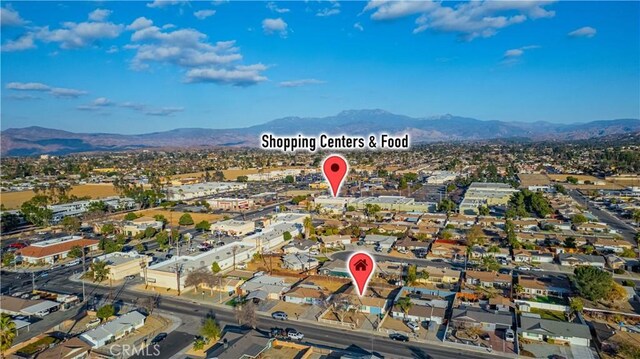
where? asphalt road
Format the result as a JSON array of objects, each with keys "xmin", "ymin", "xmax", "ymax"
[
  {"xmin": 568, "ymin": 189, "xmax": 638, "ymax": 243},
  {"xmin": 2, "ymin": 268, "xmax": 502, "ymax": 359}
]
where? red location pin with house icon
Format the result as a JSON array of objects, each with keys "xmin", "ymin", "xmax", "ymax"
[
  {"xmin": 322, "ymin": 154, "xmax": 348, "ymax": 197},
  {"xmin": 348, "ymin": 252, "xmax": 375, "ymax": 297}
]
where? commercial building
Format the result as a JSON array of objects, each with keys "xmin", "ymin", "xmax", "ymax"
[
  {"xmin": 0, "ymin": 295, "xmax": 61, "ymax": 317},
  {"xmin": 121, "ymin": 217, "xmax": 164, "ymax": 237},
  {"xmin": 166, "ymin": 182, "xmax": 247, "ymax": 201},
  {"xmin": 49, "ymin": 197, "xmax": 136, "ymax": 223},
  {"xmin": 17, "ymin": 236, "xmax": 99, "ymax": 265},
  {"xmin": 93, "ymin": 252, "xmax": 152, "ymax": 281},
  {"xmin": 211, "ymin": 219, "xmax": 255, "ymax": 236},
  {"xmin": 459, "ymin": 182, "xmax": 519, "ymax": 215},
  {"xmin": 206, "ymin": 197, "xmax": 254, "ymax": 210},
  {"xmin": 314, "ymin": 195, "xmax": 436, "ymax": 212},
  {"xmin": 425, "ymin": 171, "xmax": 458, "ymax": 184}
]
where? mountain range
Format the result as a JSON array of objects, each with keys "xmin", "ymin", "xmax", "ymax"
[{"xmin": 2, "ymin": 109, "xmax": 639, "ymax": 156}]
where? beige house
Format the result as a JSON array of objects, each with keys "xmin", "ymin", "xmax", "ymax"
[{"xmin": 94, "ymin": 252, "xmax": 152, "ymax": 281}]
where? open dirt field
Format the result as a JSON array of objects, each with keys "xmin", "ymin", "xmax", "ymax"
[
  {"xmin": 123, "ymin": 209, "xmax": 225, "ymax": 226},
  {"xmin": 1, "ymin": 184, "xmax": 119, "ymax": 209}
]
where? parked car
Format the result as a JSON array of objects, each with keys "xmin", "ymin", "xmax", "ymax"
[
  {"xmin": 389, "ymin": 333, "xmax": 409, "ymax": 342},
  {"xmin": 286, "ymin": 330, "xmax": 304, "ymax": 340},
  {"xmin": 406, "ymin": 321, "xmax": 420, "ymax": 331},
  {"xmin": 86, "ymin": 318, "xmax": 101, "ymax": 328},
  {"xmin": 236, "ymin": 263, "xmax": 247, "ymax": 270},
  {"xmin": 272, "ymin": 311, "xmax": 288, "ymax": 320},
  {"xmin": 505, "ymin": 329, "xmax": 515, "ymax": 342},
  {"xmin": 125, "ymin": 275, "xmax": 136, "ymax": 280},
  {"xmin": 151, "ymin": 333, "xmax": 168, "ymax": 344},
  {"xmin": 516, "ymin": 266, "xmax": 531, "ymax": 271},
  {"xmin": 479, "ymin": 332, "xmax": 490, "ymax": 341},
  {"xmin": 270, "ymin": 327, "xmax": 286, "ymax": 339},
  {"xmin": 532, "ymin": 267, "xmax": 544, "ymax": 272},
  {"xmin": 397, "ymin": 249, "xmax": 408, "ymax": 254}
]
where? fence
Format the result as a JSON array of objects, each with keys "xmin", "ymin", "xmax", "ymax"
[{"xmin": 514, "ymin": 299, "xmax": 568, "ymax": 312}]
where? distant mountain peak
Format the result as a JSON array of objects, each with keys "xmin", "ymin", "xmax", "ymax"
[{"xmin": 337, "ymin": 109, "xmax": 391, "ymax": 117}]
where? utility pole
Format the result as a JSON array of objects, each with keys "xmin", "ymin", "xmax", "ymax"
[
  {"xmin": 31, "ymin": 271, "xmax": 35, "ymax": 292},
  {"xmin": 81, "ymin": 247, "xmax": 86, "ymax": 302},
  {"xmin": 173, "ymin": 263, "xmax": 183, "ymax": 296}
]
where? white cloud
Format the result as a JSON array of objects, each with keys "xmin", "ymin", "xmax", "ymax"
[
  {"xmin": 267, "ymin": 2, "xmax": 290, "ymax": 14},
  {"xmin": 262, "ymin": 18, "xmax": 288, "ymax": 37},
  {"xmin": 126, "ymin": 18, "xmax": 267, "ymax": 86},
  {"xmin": 37, "ymin": 19, "xmax": 124, "ymax": 49},
  {"xmin": 1, "ymin": 33, "xmax": 35, "ymax": 52},
  {"xmin": 194, "ymin": 9, "xmax": 216, "ymax": 20},
  {"xmin": 106, "ymin": 45, "xmax": 119, "ymax": 54},
  {"xmin": 127, "ymin": 17, "xmax": 154, "ymax": 31},
  {"xmin": 145, "ymin": 107, "xmax": 184, "ymax": 116},
  {"xmin": 279, "ymin": 79, "xmax": 325, "ymax": 88},
  {"xmin": 568, "ymin": 26, "xmax": 596, "ymax": 38},
  {"xmin": 49, "ymin": 87, "xmax": 88, "ymax": 98},
  {"xmin": 88, "ymin": 9, "xmax": 112, "ymax": 22},
  {"xmin": 1, "ymin": 5, "xmax": 27, "ymax": 27},
  {"xmin": 364, "ymin": 0, "xmax": 556, "ymax": 41},
  {"xmin": 147, "ymin": 0, "xmax": 187, "ymax": 9},
  {"xmin": 354, "ymin": 22, "xmax": 364, "ymax": 31},
  {"xmin": 317, "ymin": 1, "xmax": 341, "ymax": 17},
  {"xmin": 6, "ymin": 82, "xmax": 51, "ymax": 91},
  {"xmin": 92, "ymin": 97, "xmax": 112, "ymax": 106},
  {"xmin": 6, "ymin": 82, "xmax": 88, "ymax": 98},
  {"xmin": 185, "ymin": 64, "xmax": 268, "ymax": 86},
  {"xmin": 502, "ymin": 45, "xmax": 540, "ymax": 64}
]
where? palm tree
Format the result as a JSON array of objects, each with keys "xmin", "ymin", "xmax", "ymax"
[
  {"xmin": 303, "ymin": 216, "xmax": 313, "ymax": 239},
  {"xmin": 396, "ymin": 297, "xmax": 413, "ymax": 320},
  {"xmin": 90, "ymin": 260, "xmax": 110, "ymax": 283},
  {"xmin": 0, "ymin": 314, "xmax": 17, "ymax": 356}
]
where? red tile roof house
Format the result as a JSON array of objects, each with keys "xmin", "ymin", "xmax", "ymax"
[{"xmin": 17, "ymin": 236, "xmax": 99, "ymax": 265}]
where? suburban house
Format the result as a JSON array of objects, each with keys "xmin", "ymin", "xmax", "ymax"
[
  {"xmin": 531, "ymin": 251, "xmax": 555, "ymax": 263},
  {"xmin": 363, "ymin": 234, "xmax": 397, "ymax": 250},
  {"xmin": 465, "ymin": 271, "xmax": 512, "ymax": 289},
  {"xmin": 450, "ymin": 307, "xmax": 513, "ymax": 331},
  {"xmin": 390, "ymin": 287, "xmax": 451, "ymax": 325},
  {"xmin": 355, "ymin": 295, "xmax": 389, "ymax": 315},
  {"xmin": 281, "ymin": 253, "xmax": 319, "ymax": 271},
  {"xmin": 391, "ymin": 303, "xmax": 446, "ymax": 325},
  {"xmin": 429, "ymin": 242, "xmax": 467, "ymax": 261},
  {"xmin": 205, "ymin": 329, "xmax": 274, "ymax": 359},
  {"xmin": 320, "ymin": 235, "xmax": 352, "ymax": 249},
  {"xmin": 419, "ymin": 266, "xmax": 461, "ymax": 286},
  {"xmin": 36, "ymin": 337, "xmax": 92, "ymax": 359},
  {"xmin": 239, "ymin": 274, "xmax": 291, "ymax": 301},
  {"xmin": 557, "ymin": 253, "xmax": 606, "ymax": 268},
  {"xmin": 283, "ymin": 284, "xmax": 331, "ymax": 306},
  {"xmin": 394, "ymin": 237, "xmax": 431, "ymax": 252},
  {"xmin": 282, "ymin": 239, "xmax": 319, "ymax": 254},
  {"xmin": 17, "ymin": 236, "xmax": 99, "ymax": 265},
  {"xmin": 590, "ymin": 238, "xmax": 634, "ymax": 254},
  {"xmin": 80, "ymin": 311, "xmax": 146, "ymax": 348},
  {"xmin": 517, "ymin": 275, "xmax": 571, "ymax": 298},
  {"xmin": 518, "ymin": 316, "xmax": 591, "ymax": 346}
]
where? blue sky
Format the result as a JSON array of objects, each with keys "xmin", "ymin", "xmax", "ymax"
[{"xmin": 1, "ymin": 1, "xmax": 639, "ymax": 134}]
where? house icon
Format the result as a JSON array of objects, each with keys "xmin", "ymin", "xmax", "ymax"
[{"xmin": 354, "ymin": 259, "xmax": 368, "ymax": 271}]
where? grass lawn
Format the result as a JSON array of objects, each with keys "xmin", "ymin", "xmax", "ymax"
[
  {"xmin": 530, "ymin": 308, "xmax": 566, "ymax": 321},
  {"xmin": 533, "ymin": 296, "xmax": 567, "ymax": 305},
  {"xmin": 17, "ymin": 336, "xmax": 60, "ymax": 356}
]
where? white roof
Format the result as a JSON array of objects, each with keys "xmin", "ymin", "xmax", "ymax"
[{"xmin": 21, "ymin": 300, "xmax": 60, "ymax": 315}]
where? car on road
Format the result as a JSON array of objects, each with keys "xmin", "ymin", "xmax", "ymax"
[
  {"xmin": 39, "ymin": 272, "xmax": 49, "ymax": 277},
  {"xmin": 516, "ymin": 266, "xmax": 531, "ymax": 271},
  {"xmin": 151, "ymin": 333, "xmax": 168, "ymax": 344},
  {"xmin": 389, "ymin": 333, "xmax": 409, "ymax": 342},
  {"xmin": 286, "ymin": 329, "xmax": 304, "ymax": 340},
  {"xmin": 125, "ymin": 275, "xmax": 136, "ymax": 280},
  {"xmin": 406, "ymin": 321, "xmax": 420, "ymax": 331},
  {"xmin": 272, "ymin": 311, "xmax": 288, "ymax": 320},
  {"xmin": 505, "ymin": 329, "xmax": 515, "ymax": 342},
  {"xmin": 531, "ymin": 267, "xmax": 544, "ymax": 272},
  {"xmin": 65, "ymin": 259, "xmax": 81, "ymax": 267}
]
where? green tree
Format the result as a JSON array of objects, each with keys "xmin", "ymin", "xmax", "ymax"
[
  {"xmin": 20, "ymin": 199, "xmax": 53, "ymax": 227},
  {"xmin": 195, "ymin": 220, "xmax": 211, "ymax": 232},
  {"xmin": 620, "ymin": 247, "xmax": 637, "ymax": 258},
  {"xmin": 0, "ymin": 314, "xmax": 17, "ymax": 353},
  {"xmin": 101, "ymin": 223, "xmax": 116, "ymax": 235},
  {"xmin": 446, "ymin": 183, "xmax": 456, "ymax": 193},
  {"xmin": 67, "ymin": 245, "xmax": 83, "ymax": 259},
  {"xmin": 200, "ymin": 316, "xmax": 221, "ymax": 341},
  {"xmin": 2, "ymin": 252, "xmax": 16, "ymax": 267},
  {"xmin": 553, "ymin": 184, "xmax": 567, "ymax": 195},
  {"xmin": 283, "ymin": 231, "xmax": 292, "ymax": 241},
  {"xmin": 144, "ymin": 226, "xmax": 157, "ymax": 238},
  {"xmin": 96, "ymin": 304, "xmax": 115, "ymax": 321},
  {"xmin": 236, "ymin": 175, "xmax": 248, "ymax": 182},
  {"xmin": 466, "ymin": 225, "xmax": 485, "ymax": 246},
  {"xmin": 0, "ymin": 212, "xmax": 21, "ymax": 233},
  {"xmin": 566, "ymin": 176, "xmax": 579, "ymax": 184},
  {"xmin": 437, "ymin": 199, "xmax": 456, "ymax": 214},
  {"xmin": 480, "ymin": 257, "xmax": 501, "ymax": 272},
  {"xmin": 563, "ymin": 237, "xmax": 577, "ymax": 249},
  {"xmin": 156, "ymin": 231, "xmax": 169, "ymax": 250},
  {"xmin": 124, "ymin": 212, "xmax": 139, "ymax": 221},
  {"xmin": 396, "ymin": 296, "xmax": 413, "ymax": 318},
  {"xmin": 88, "ymin": 201, "xmax": 107, "ymax": 213},
  {"xmin": 61, "ymin": 216, "xmax": 81, "ymax": 234},
  {"xmin": 574, "ymin": 266, "xmax": 613, "ymax": 301},
  {"xmin": 478, "ymin": 205, "xmax": 490, "ymax": 216},
  {"xmin": 571, "ymin": 214, "xmax": 588, "ymax": 225},
  {"xmin": 283, "ymin": 175, "xmax": 295, "ymax": 183},
  {"xmin": 153, "ymin": 214, "xmax": 168, "ymax": 225},
  {"xmin": 211, "ymin": 262, "xmax": 221, "ymax": 273},
  {"xmin": 346, "ymin": 205, "xmax": 356, "ymax": 212},
  {"xmin": 90, "ymin": 260, "xmax": 110, "ymax": 283},
  {"xmin": 406, "ymin": 264, "xmax": 417, "ymax": 285},
  {"xmin": 193, "ymin": 337, "xmax": 207, "ymax": 350},
  {"xmin": 179, "ymin": 213, "xmax": 194, "ymax": 226}
]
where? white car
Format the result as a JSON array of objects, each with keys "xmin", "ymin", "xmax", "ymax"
[
  {"xmin": 505, "ymin": 329, "xmax": 515, "ymax": 342},
  {"xmin": 516, "ymin": 266, "xmax": 531, "ymax": 271},
  {"xmin": 287, "ymin": 331, "xmax": 304, "ymax": 340},
  {"xmin": 397, "ymin": 249, "xmax": 408, "ymax": 254},
  {"xmin": 406, "ymin": 321, "xmax": 420, "ymax": 331},
  {"xmin": 532, "ymin": 267, "xmax": 544, "ymax": 272}
]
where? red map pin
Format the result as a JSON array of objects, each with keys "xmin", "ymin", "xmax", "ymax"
[
  {"xmin": 322, "ymin": 154, "xmax": 348, "ymax": 197},
  {"xmin": 348, "ymin": 252, "xmax": 375, "ymax": 297}
]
